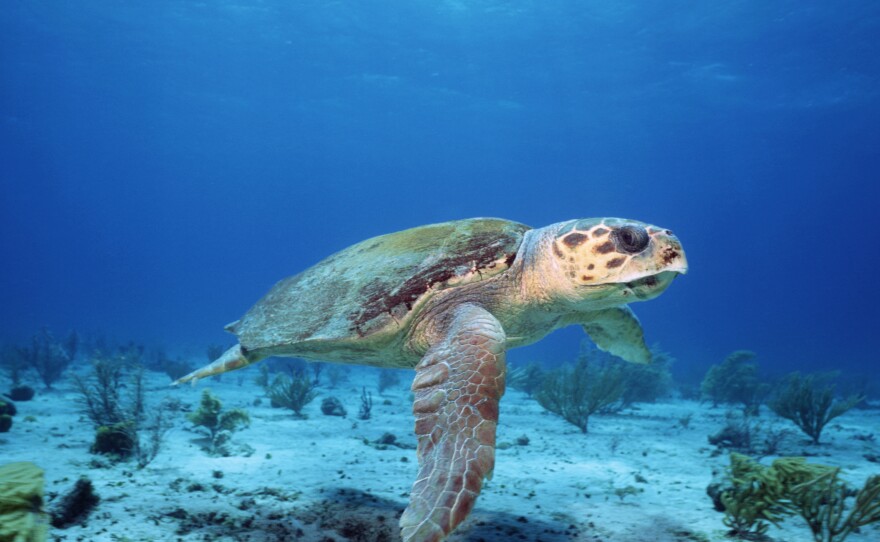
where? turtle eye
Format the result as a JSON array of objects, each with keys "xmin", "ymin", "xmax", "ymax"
[{"xmin": 612, "ymin": 225, "xmax": 650, "ymax": 254}]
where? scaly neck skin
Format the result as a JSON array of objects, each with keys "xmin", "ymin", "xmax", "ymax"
[
  {"xmin": 406, "ymin": 224, "xmax": 577, "ymax": 354},
  {"xmin": 516, "ymin": 224, "xmax": 572, "ymax": 308}
]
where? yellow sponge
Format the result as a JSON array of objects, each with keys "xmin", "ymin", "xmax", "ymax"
[{"xmin": 0, "ymin": 462, "xmax": 48, "ymax": 542}]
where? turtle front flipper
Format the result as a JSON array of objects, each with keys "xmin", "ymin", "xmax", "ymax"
[
  {"xmin": 401, "ymin": 304, "xmax": 506, "ymax": 542},
  {"xmin": 172, "ymin": 344, "xmax": 258, "ymax": 385},
  {"xmin": 580, "ymin": 306, "xmax": 651, "ymax": 364}
]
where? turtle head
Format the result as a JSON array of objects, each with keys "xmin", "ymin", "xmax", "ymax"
[{"xmin": 546, "ymin": 218, "xmax": 687, "ymax": 308}]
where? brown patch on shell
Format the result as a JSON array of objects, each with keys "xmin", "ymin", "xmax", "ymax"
[
  {"xmin": 593, "ymin": 228, "xmax": 609, "ymax": 237},
  {"xmin": 350, "ymin": 228, "xmax": 525, "ymax": 333}
]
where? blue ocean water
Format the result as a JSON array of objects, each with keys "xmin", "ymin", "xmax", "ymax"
[{"xmin": 2, "ymin": 1, "xmax": 879, "ymax": 384}]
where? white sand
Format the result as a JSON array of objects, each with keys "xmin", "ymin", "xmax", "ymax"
[{"xmin": 2, "ymin": 363, "xmax": 878, "ymax": 542}]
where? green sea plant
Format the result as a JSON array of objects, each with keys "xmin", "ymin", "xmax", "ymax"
[
  {"xmin": 0, "ymin": 344, "xmax": 29, "ymax": 387},
  {"xmin": 719, "ymin": 453, "xmax": 880, "ymax": 542},
  {"xmin": 720, "ymin": 453, "xmax": 791, "ymax": 538},
  {"xmin": 806, "ymin": 473, "xmax": 880, "ymax": 541},
  {"xmin": 358, "ymin": 387, "xmax": 373, "ymax": 420},
  {"xmin": 701, "ymin": 350, "xmax": 769, "ymax": 414},
  {"xmin": 267, "ymin": 371, "xmax": 317, "ymax": 418},
  {"xmin": 535, "ymin": 358, "xmax": 625, "ymax": 433},
  {"xmin": 187, "ymin": 389, "xmax": 250, "ymax": 456},
  {"xmin": 0, "ymin": 461, "xmax": 48, "ymax": 542},
  {"xmin": 769, "ymin": 372, "xmax": 863, "ymax": 444},
  {"xmin": 73, "ymin": 355, "xmax": 143, "ymax": 459},
  {"xmin": 16, "ymin": 328, "xmax": 78, "ymax": 390},
  {"xmin": 506, "ymin": 361, "xmax": 545, "ymax": 398}
]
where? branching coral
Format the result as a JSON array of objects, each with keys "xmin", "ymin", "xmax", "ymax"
[
  {"xmin": 267, "ymin": 371, "xmax": 317, "ymax": 418},
  {"xmin": 719, "ymin": 453, "xmax": 880, "ymax": 542},
  {"xmin": 16, "ymin": 328, "xmax": 78, "ymax": 390},
  {"xmin": 769, "ymin": 372, "xmax": 863, "ymax": 444},
  {"xmin": 701, "ymin": 350, "xmax": 768, "ymax": 414},
  {"xmin": 506, "ymin": 361, "xmax": 545, "ymax": 398},
  {"xmin": 535, "ymin": 358, "xmax": 624, "ymax": 433}
]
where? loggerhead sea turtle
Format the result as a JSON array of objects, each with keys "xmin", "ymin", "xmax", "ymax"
[{"xmin": 176, "ymin": 217, "xmax": 687, "ymax": 542}]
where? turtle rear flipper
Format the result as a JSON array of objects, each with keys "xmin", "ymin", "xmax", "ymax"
[
  {"xmin": 173, "ymin": 345, "xmax": 256, "ymax": 385},
  {"xmin": 401, "ymin": 304, "xmax": 506, "ymax": 542}
]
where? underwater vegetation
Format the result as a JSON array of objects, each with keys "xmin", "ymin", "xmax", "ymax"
[
  {"xmin": 535, "ymin": 357, "xmax": 626, "ymax": 433},
  {"xmin": 769, "ymin": 373, "xmax": 864, "ymax": 445},
  {"xmin": 0, "ymin": 462, "xmax": 48, "ymax": 542},
  {"xmin": 72, "ymin": 349, "xmax": 173, "ymax": 468},
  {"xmin": 263, "ymin": 367, "xmax": 318, "ymax": 418},
  {"xmin": 0, "ymin": 327, "xmax": 877, "ymax": 541},
  {"xmin": 521, "ymin": 342, "xmax": 676, "ymax": 433},
  {"xmin": 187, "ymin": 389, "xmax": 250, "ymax": 456},
  {"xmin": 719, "ymin": 453, "xmax": 880, "ymax": 541},
  {"xmin": 4, "ymin": 329, "xmax": 78, "ymax": 390},
  {"xmin": 701, "ymin": 350, "xmax": 769, "ymax": 415}
]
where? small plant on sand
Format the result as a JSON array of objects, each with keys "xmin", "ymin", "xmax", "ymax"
[
  {"xmin": 0, "ymin": 343, "xmax": 29, "ymax": 387},
  {"xmin": 506, "ymin": 361, "xmax": 545, "ymax": 398},
  {"xmin": 769, "ymin": 372, "xmax": 863, "ymax": 445},
  {"xmin": 358, "ymin": 387, "xmax": 373, "ymax": 420},
  {"xmin": 17, "ymin": 328, "xmax": 78, "ymax": 389},
  {"xmin": 187, "ymin": 389, "xmax": 250, "ymax": 456},
  {"xmin": 267, "ymin": 370, "xmax": 317, "ymax": 418},
  {"xmin": 73, "ymin": 355, "xmax": 141, "ymax": 459},
  {"xmin": 73, "ymin": 353, "xmax": 170, "ymax": 467},
  {"xmin": 536, "ymin": 357, "xmax": 625, "ymax": 433},
  {"xmin": 701, "ymin": 350, "xmax": 769, "ymax": 414}
]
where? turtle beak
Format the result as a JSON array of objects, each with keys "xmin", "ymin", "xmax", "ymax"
[
  {"xmin": 654, "ymin": 230, "xmax": 687, "ymax": 275},
  {"xmin": 668, "ymin": 251, "xmax": 688, "ymax": 275}
]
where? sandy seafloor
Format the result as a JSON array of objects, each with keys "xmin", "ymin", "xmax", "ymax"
[{"xmin": 2, "ymin": 363, "xmax": 878, "ymax": 542}]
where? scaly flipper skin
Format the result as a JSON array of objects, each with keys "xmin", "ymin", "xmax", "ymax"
[
  {"xmin": 581, "ymin": 306, "xmax": 651, "ymax": 364},
  {"xmin": 401, "ymin": 304, "xmax": 506, "ymax": 542},
  {"xmin": 172, "ymin": 345, "xmax": 254, "ymax": 385}
]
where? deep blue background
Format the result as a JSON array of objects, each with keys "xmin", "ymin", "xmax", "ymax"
[{"xmin": 2, "ymin": 1, "xmax": 878, "ymax": 381}]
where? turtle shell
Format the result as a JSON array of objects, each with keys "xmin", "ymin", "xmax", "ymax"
[{"xmin": 228, "ymin": 218, "xmax": 531, "ymax": 355}]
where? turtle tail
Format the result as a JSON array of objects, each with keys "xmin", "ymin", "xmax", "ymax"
[{"xmin": 172, "ymin": 344, "xmax": 256, "ymax": 385}]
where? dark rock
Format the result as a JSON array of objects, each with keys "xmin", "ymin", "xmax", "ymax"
[
  {"xmin": 706, "ymin": 468, "xmax": 732, "ymax": 512},
  {"xmin": 9, "ymin": 386, "xmax": 35, "ymax": 401},
  {"xmin": 321, "ymin": 397, "xmax": 347, "ymax": 417},
  {"xmin": 377, "ymin": 433, "xmax": 397, "ymax": 445},
  {"xmin": 0, "ymin": 414, "xmax": 11, "ymax": 432}
]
